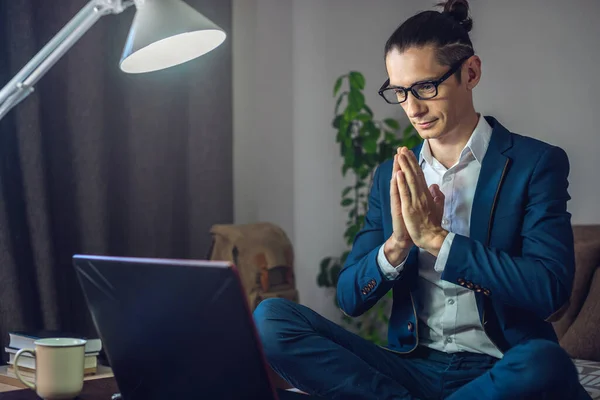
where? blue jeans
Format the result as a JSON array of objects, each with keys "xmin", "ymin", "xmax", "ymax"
[{"xmin": 253, "ymin": 298, "xmax": 590, "ymax": 400}]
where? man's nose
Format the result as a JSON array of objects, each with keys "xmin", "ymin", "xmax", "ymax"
[{"xmin": 405, "ymin": 92, "xmax": 427, "ymax": 120}]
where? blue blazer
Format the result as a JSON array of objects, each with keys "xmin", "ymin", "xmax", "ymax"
[{"xmin": 337, "ymin": 116, "xmax": 574, "ymax": 354}]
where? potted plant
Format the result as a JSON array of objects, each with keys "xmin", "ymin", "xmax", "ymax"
[{"xmin": 317, "ymin": 71, "xmax": 421, "ymax": 345}]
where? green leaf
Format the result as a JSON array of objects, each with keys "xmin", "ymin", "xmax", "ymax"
[
  {"xmin": 344, "ymin": 224, "xmax": 360, "ymax": 244},
  {"xmin": 334, "ymin": 92, "xmax": 346, "ymax": 115},
  {"xmin": 318, "ymin": 257, "xmax": 333, "ymax": 287},
  {"xmin": 320, "ymin": 257, "xmax": 332, "ymax": 273},
  {"xmin": 379, "ymin": 143, "xmax": 394, "ymax": 161},
  {"xmin": 348, "ymin": 89, "xmax": 365, "ymax": 113},
  {"xmin": 342, "ymin": 186, "xmax": 352, "ymax": 197},
  {"xmin": 364, "ymin": 120, "xmax": 378, "ymax": 135},
  {"xmin": 339, "ymin": 119, "xmax": 350, "ymax": 137},
  {"xmin": 404, "ymin": 134, "xmax": 422, "ymax": 150},
  {"xmin": 332, "ymin": 115, "xmax": 343, "ymax": 129},
  {"xmin": 344, "ymin": 146, "xmax": 355, "ymax": 168},
  {"xmin": 384, "ymin": 118, "xmax": 400, "ymax": 130},
  {"xmin": 342, "ymin": 164, "xmax": 350, "ymax": 176},
  {"xmin": 363, "ymin": 137, "xmax": 377, "ymax": 154},
  {"xmin": 349, "ymin": 71, "xmax": 366, "ymax": 90},
  {"xmin": 317, "ymin": 273, "xmax": 327, "ymax": 287},
  {"xmin": 369, "ymin": 127, "xmax": 381, "ymax": 142},
  {"xmin": 363, "ymin": 104, "xmax": 374, "ymax": 116},
  {"xmin": 357, "ymin": 215, "xmax": 366, "ymax": 227},
  {"xmin": 344, "ymin": 106, "xmax": 358, "ymax": 122},
  {"xmin": 384, "ymin": 132, "xmax": 396, "ymax": 143},
  {"xmin": 356, "ymin": 113, "xmax": 371, "ymax": 122},
  {"xmin": 334, "ymin": 76, "xmax": 343, "ymax": 96},
  {"xmin": 330, "ymin": 264, "xmax": 342, "ymax": 286},
  {"xmin": 341, "ymin": 198, "xmax": 354, "ymax": 207},
  {"xmin": 403, "ymin": 124, "xmax": 415, "ymax": 138}
]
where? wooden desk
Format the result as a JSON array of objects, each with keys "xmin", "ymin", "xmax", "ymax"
[
  {"xmin": 0, "ymin": 365, "xmax": 114, "ymax": 393},
  {"xmin": 0, "ymin": 377, "xmax": 118, "ymax": 399}
]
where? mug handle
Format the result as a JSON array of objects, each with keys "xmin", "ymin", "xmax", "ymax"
[{"xmin": 13, "ymin": 348, "xmax": 36, "ymax": 390}]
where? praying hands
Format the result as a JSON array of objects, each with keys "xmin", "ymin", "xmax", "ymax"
[{"xmin": 394, "ymin": 147, "xmax": 447, "ymax": 256}]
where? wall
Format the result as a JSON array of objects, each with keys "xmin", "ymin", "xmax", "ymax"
[
  {"xmin": 232, "ymin": 0, "xmax": 294, "ymax": 241},
  {"xmin": 234, "ymin": 0, "xmax": 600, "ymax": 321}
]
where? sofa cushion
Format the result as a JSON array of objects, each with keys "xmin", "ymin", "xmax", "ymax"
[
  {"xmin": 561, "ymin": 267, "xmax": 600, "ymax": 360},
  {"xmin": 552, "ymin": 225, "xmax": 600, "ymax": 341},
  {"xmin": 574, "ymin": 359, "xmax": 600, "ymax": 399}
]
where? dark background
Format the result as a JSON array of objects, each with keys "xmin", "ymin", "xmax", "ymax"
[{"xmin": 0, "ymin": 0, "xmax": 232, "ymax": 359}]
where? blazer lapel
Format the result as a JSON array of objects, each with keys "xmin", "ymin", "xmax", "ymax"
[
  {"xmin": 470, "ymin": 117, "xmax": 513, "ymax": 245},
  {"xmin": 471, "ymin": 117, "xmax": 513, "ymax": 320}
]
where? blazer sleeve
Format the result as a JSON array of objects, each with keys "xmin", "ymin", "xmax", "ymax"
[
  {"xmin": 441, "ymin": 146, "xmax": 574, "ymax": 321},
  {"xmin": 336, "ymin": 162, "xmax": 416, "ymax": 317}
]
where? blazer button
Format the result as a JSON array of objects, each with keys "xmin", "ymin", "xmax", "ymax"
[
  {"xmin": 407, "ymin": 321, "xmax": 414, "ymax": 332},
  {"xmin": 362, "ymin": 289, "xmax": 368, "ymax": 295},
  {"xmin": 457, "ymin": 278, "xmax": 465, "ymax": 285},
  {"xmin": 483, "ymin": 288, "xmax": 491, "ymax": 296},
  {"xmin": 465, "ymin": 281, "xmax": 474, "ymax": 289},
  {"xmin": 474, "ymin": 285, "xmax": 482, "ymax": 292}
]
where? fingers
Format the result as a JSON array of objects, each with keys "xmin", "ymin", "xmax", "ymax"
[
  {"xmin": 396, "ymin": 170, "xmax": 411, "ymax": 210},
  {"xmin": 429, "ymin": 184, "xmax": 445, "ymax": 205},
  {"xmin": 390, "ymin": 155, "xmax": 401, "ymax": 207},
  {"xmin": 400, "ymin": 147, "xmax": 421, "ymax": 178},
  {"xmin": 398, "ymin": 152, "xmax": 416, "ymax": 189},
  {"xmin": 398, "ymin": 147, "xmax": 425, "ymax": 204},
  {"xmin": 429, "ymin": 185, "xmax": 445, "ymax": 222},
  {"xmin": 428, "ymin": 184, "xmax": 442, "ymax": 201}
]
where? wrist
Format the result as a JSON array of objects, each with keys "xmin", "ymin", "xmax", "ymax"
[
  {"xmin": 384, "ymin": 236, "xmax": 412, "ymax": 265},
  {"xmin": 420, "ymin": 228, "xmax": 448, "ymax": 257}
]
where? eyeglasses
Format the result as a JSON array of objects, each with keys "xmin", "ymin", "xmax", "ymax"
[{"xmin": 378, "ymin": 57, "xmax": 470, "ymax": 104}]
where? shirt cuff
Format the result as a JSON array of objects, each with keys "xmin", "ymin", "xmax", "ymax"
[
  {"xmin": 434, "ymin": 232, "xmax": 455, "ymax": 273},
  {"xmin": 377, "ymin": 245, "xmax": 407, "ymax": 280}
]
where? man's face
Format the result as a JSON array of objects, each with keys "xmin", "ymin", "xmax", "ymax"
[{"xmin": 385, "ymin": 45, "xmax": 479, "ymax": 141}]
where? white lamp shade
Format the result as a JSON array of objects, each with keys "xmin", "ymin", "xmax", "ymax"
[{"xmin": 120, "ymin": 0, "xmax": 226, "ymax": 74}]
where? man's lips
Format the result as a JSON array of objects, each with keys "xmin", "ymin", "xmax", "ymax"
[{"xmin": 415, "ymin": 119, "xmax": 438, "ymax": 128}]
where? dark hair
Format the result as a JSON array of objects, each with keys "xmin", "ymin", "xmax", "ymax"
[{"xmin": 384, "ymin": 0, "xmax": 475, "ymax": 79}]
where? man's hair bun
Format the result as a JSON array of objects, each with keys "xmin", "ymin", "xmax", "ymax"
[{"xmin": 439, "ymin": 0, "xmax": 473, "ymax": 32}]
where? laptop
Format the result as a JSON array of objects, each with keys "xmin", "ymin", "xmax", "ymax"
[{"xmin": 73, "ymin": 255, "xmax": 320, "ymax": 400}]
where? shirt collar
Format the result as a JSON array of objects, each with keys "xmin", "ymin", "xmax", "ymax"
[{"xmin": 418, "ymin": 114, "xmax": 492, "ymax": 166}]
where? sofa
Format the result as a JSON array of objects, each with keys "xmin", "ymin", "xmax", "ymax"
[{"xmin": 553, "ymin": 225, "xmax": 600, "ymax": 398}]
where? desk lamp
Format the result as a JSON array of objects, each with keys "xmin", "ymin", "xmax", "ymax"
[{"xmin": 0, "ymin": 0, "xmax": 227, "ymax": 120}]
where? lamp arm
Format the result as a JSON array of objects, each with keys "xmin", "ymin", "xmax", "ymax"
[{"xmin": 0, "ymin": 0, "xmax": 135, "ymax": 121}]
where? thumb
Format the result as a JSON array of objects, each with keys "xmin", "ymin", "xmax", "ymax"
[
  {"xmin": 429, "ymin": 184, "xmax": 445, "ymax": 208},
  {"xmin": 428, "ymin": 184, "xmax": 442, "ymax": 199}
]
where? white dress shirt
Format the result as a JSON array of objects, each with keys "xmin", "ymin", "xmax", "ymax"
[{"xmin": 377, "ymin": 115, "xmax": 503, "ymax": 359}]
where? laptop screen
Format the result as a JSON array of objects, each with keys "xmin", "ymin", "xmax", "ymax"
[{"xmin": 73, "ymin": 255, "xmax": 278, "ymax": 400}]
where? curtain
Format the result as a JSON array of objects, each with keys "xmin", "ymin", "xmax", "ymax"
[{"xmin": 0, "ymin": 0, "xmax": 232, "ymax": 359}]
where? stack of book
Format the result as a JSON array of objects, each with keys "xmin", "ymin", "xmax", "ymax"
[{"xmin": 4, "ymin": 330, "xmax": 103, "ymax": 377}]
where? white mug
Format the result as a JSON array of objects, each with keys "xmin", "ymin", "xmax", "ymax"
[{"xmin": 14, "ymin": 338, "xmax": 87, "ymax": 400}]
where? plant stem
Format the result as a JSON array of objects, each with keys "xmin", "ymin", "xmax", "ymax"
[{"xmin": 354, "ymin": 175, "xmax": 360, "ymax": 228}]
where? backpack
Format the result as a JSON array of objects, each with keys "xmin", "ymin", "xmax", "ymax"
[{"xmin": 207, "ymin": 222, "xmax": 299, "ymax": 311}]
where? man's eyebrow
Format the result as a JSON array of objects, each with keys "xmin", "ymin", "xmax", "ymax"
[{"xmin": 390, "ymin": 76, "xmax": 437, "ymax": 87}]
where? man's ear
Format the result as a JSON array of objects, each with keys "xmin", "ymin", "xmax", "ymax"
[{"xmin": 464, "ymin": 55, "xmax": 482, "ymax": 90}]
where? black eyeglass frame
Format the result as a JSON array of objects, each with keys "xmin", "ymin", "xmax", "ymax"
[{"xmin": 378, "ymin": 56, "xmax": 471, "ymax": 104}]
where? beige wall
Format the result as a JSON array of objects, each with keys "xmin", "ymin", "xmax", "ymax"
[{"xmin": 233, "ymin": 0, "xmax": 600, "ymax": 321}]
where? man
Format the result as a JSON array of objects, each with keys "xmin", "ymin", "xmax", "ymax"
[{"xmin": 253, "ymin": 1, "xmax": 590, "ymax": 399}]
